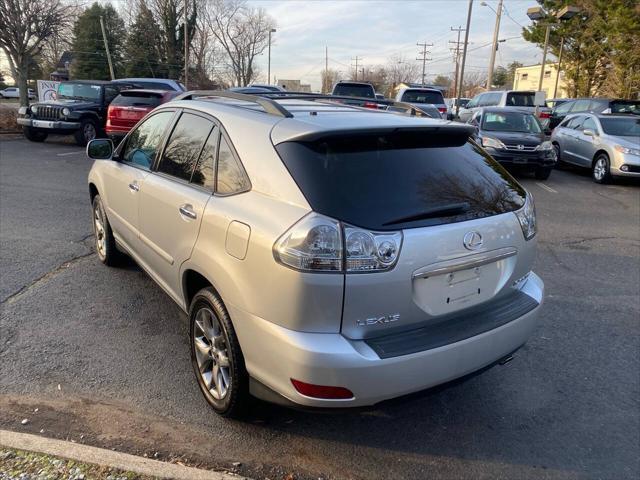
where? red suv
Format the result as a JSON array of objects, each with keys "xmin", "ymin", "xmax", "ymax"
[{"xmin": 106, "ymin": 89, "xmax": 177, "ymax": 142}]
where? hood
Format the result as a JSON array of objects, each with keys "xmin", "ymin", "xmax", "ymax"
[
  {"xmin": 479, "ymin": 130, "xmax": 544, "ymax": 146},
  {"xmin": 33, "ymin": 99, "xmax": 97, "ymax": 109},
  {"xmin": 607, "ymin": 135, "xmax": 640, "ymax": 149}
]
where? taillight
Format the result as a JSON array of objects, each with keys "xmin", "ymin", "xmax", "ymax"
[
  {"xmin": 538, "ymin": 111, "xmax": 550, "ymax": 119},
  {"xmin": 363, "ymin": 101, "xmax": 378, "ymax": 109},
  {"xmin": 107, "ymin": 105, "xmax": 116, "ymax": 120},
  {"xmin": 438, "ymin": 107, "xmax": 447, "ymax": 113},
  {"xmin": 273, "ymin": 213, "xmax": 402, "ymax": 273},
  {"xmin": 291, "ymin": 379, "xmax": 354, "ymax": 399}
]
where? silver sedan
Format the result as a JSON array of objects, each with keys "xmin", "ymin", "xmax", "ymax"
[{"xmin": 551, "ymin": 113, "xmax": 640, "ymax": 183}]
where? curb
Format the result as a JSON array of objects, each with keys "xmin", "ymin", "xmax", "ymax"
[{"xmin": 0, "ymin": 429, "xmax": 248, "ymax": 480}]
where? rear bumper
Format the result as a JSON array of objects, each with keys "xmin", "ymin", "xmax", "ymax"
[{"xmin": 230, "ymin": 272, "xmax": 544, "ymax": 408}]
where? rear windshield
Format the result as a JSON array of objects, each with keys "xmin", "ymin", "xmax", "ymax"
[
  {"xmin": 506, "ymin": 92, "xmax": 536, "ymax": 107},
  {"xmin": 333, "ymin": 83, "xmax": 375, "ymax": 98},
  {"xmin": 600, "ymin": 117, "xmax": 640, "ymax": 136},
  {"xmin": 401, "ymin": 90, "xmax": 444, "ymax": 105},
  {"xmin": 111, "ymin": 92, "xmax": 163, "ymax": 107},
  {"xmin": 276, "ymin": 133, "xmax": 525, "ymax": 231},
  {"xmin": 610, "ymin": 100, "xmax": 640, "ymax": 114},
  {"xmin": 128, "ymin": 80, "xmax": 178, "ymax": 91}
]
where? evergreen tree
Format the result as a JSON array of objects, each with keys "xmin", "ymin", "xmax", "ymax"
[
  {"xmin": 71, "ymin": 3, "xmax": 126, "ymax": 80},
  {"xmin": 124, "ymin": 1, "xmax": 163, "ymax": 78}
]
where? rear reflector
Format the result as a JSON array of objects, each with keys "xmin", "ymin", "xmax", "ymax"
[{"xmin": 291, "ymin": 379, "xmax": 354, "ymax": 399}]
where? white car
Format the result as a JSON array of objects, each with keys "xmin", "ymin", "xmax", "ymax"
[{"xmin": 0, "ymin": 87, "xmax": 36, "ymax": 99}]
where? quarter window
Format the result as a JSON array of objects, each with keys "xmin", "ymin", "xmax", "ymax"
[
  {"xmin": 122, "ymin": 111, "xmax": 174, "ymax": 169},
  {"xmin": 157, "ymin": 113, "xmax": 212, "ymax": 182},
  {"xmin": 216, "ymin": 135, "xmax": 250, "ymax": 195},
  {"xmin": 191, "ymin": 127, "xmax": 218, "ymax": 190}
]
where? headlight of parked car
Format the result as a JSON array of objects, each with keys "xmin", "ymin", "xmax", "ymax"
[
  {"xmin": 18, "ymin": 106, "xmax": 28, "ymax": 115},
  {"xmin": 61, "ymin": 107, "xmax": 71, "ymax": 117},
  {"xmin": 614, "ymin": 145, "xmax": 640, "ymax": 156},
  {"xmin": 515, "ymin": 194, "xmax": 537, "ymax": 241},
  {"xmin": 536, "ymin": 140, "xmax": 553, "ymax": 151},
  {"xmin": 31, "ymin": 105, "xmax": 38, "ymax": 115},
  {"xmin": 481, "ymin": 136, "xmax": 505, "ymax": 149}
]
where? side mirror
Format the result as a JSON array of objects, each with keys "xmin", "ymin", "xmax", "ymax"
[
  {"xmin": 86, "ymin": 138, "xmax": 114, "ymax": 160},
  {"xmin": 583, "ymin": 129, "xmax": 595, "ymax": 137}
]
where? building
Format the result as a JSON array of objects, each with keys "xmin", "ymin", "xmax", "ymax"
[
  {"xmin": 50, "ymin": 51, "xmax": 73, "ymax": 81},
  {"xmin": 277, "ymin": 79, "xmax": 312, "ymax": 93},
  {"xmin": 513, "ymin": 63, "xmax": 569, "ymax": 99}
]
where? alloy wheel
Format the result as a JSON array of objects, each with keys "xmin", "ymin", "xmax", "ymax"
[
  {"xmin": 193, "ymin": 307, "xmax": 231, "ymax": 400},
  {"xmin": 93, "ymin": 200, "xmax": 106, "ymax": 259},
  {"xmin": 84, "ymin": 123, "xmax": 96, "ymax": 142},
  {"xmin": 593, "ymin": 157, "xmax": 607, "ymax": 181}
]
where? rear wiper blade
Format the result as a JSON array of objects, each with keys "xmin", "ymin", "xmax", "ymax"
[{"xmin": 382, "ymin": 202, "xmax": 470, "ymax": 226}]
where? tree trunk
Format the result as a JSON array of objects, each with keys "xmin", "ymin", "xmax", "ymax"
[{"xmin": 17, "ymin": 55, "xmax": 30, "ymax": 107}]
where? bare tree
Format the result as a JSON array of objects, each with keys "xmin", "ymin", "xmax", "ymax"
[
  {"xmin": 203, "ymin": 0, "xmax": 275, "ymax": 87},
  {"xmin": 386, "ymin": 54, "xmax": 419, "ymax": 95},
  {"xmin": 0, "ymin": 0, "xmax": 73, "ymax": 105},
  {"xmin": 320, "ymin": 68, "xmax": 339, "ymax": 93},
  {"xmin": 462, "ymin": 71, "xmax": 486, "ymax": 97}
]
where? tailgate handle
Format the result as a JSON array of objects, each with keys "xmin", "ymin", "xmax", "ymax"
[{"xmin": 412, "ymin": 247, "xmax": 517, "ymax": 280}]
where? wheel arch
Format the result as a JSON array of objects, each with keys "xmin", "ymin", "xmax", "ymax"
[
  {"xmin": 182, "ymin": 268, "xmax": 221, "ymax": 310},
  {"xmin": 89, "ymin": 182, "xmax": 99, "ymax": 201},
  {"xmin": 592, "ymin": 149, "xmax": 609, "ymax": 167}
]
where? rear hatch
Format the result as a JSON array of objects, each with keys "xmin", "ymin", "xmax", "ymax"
[
  {"xmin": 275, "ymin": 128, "xmax": 535, "ymax": 340},
  {"xmin": 400, "ymin": 89, "xmax": 447, "ymax": 116},
  {"xmin": 107, "ymin": 91, "xmax": 163, "ymax": 129}
]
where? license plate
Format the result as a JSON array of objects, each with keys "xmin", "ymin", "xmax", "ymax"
[{"xmin": 32, "ymin": 120, "xmax": 55, "ymax": 128}]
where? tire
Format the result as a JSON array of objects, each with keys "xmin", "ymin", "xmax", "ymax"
[
  {"xmin": 23, "ymin": 127, "xmax": 48, "ymax": 142},
  {"xmin": 535, "ymin": 167, "xmax": 552, "ymax": 180},
  {"xmin": 75, "ymin": 118, "xmax": 98, "ymax": 146},
  {"xmin": 92, "ymin": 194, "xmax": 120, "ymax": 266},
  {"xmin": 592, "ymin": 153, "xmax": 612, "ymax": 184},
  {"xmin": 190, "ymin": 287, "xmax": 249, "ymax": 418}
]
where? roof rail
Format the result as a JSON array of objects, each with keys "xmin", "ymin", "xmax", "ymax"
[{"xmin": 174, "ymin": 90, "xmax": 293, "ymax": 118}]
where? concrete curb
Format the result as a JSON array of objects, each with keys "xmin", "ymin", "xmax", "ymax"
[{"xmin": 0, "ymin": 429, "xmax": 248, "ymax": 480}]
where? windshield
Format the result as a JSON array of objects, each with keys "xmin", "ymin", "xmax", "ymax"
[
  {"xmin": 505, "ymin": 92, "xmax": 536, "ymax": 107},
  {"xmin": 276, "ymin": 132, "xmax": 525, "ymax": 231},
  {"xmin": 600, "ymin": 117, "xmax": 640, "ymax": 136},
  {"xmin": 333, "ymin": 84, "xmax": 375, "ymax": 98},
  {"xmin": 610, "ymin": 101, "xmax": 640, "ymax": 115},
  {"xmin": 482, "ymin": 111, "xmax": 542, "ymax": 133},
  {"xmin": 401, "ymin": 90, "xmax": 444, "ymax": 105},
  {"xmin": 57, "ymin": 82, "xmax": 102, "ymax": 101}
]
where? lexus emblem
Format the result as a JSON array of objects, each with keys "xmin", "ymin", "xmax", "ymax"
[
  {"xmin": 517, "ymin": 144, "xmax": 525, "ymax": 150},
  {"xmin": 463, "ymin": 231, "xmax": 483, "ymax": 251}
]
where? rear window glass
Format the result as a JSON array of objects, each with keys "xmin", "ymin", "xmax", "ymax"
[
  {"xmin": 129, "ymin": 81, "xmax": 178, "ymax": 90},
  {"xmin": 333, "ymin": 83, "xmax": 375, "ymax": 98},
  {"xmin": 112, "ymin": 92, "xmax": 162, "ymax": 107},
  {"xmin": 276, "ymin": 133, "xmax": 525, "ymax": 231},
  {"xmin": 505, "ymin": 92, "xmax": 535, "ymax": 107},
  {"xmin": 400, "ymin": 90, "xmax": 444, "ymax": 105},
  {"xmin": 610, "ymin": 101, "xmax": 640, "ymax": 114}
]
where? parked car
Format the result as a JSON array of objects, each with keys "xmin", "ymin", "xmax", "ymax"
[
  {"xmin": 248, "ymin": 83, "xmax": 286, "ymax": 92},
  {"xmin": 545, "ymin": 98, "xmax": 569, "ymax": 109},
  {"xmin": 375, "ymin": 93, "xmax": 386, "ymax": 100},
  {"xmin": 395, "ymin": 87, "xmax": 447, "ymax": 118},
  {"xmin": 86, "ymin": 91, "xmax": 543, "ymax": 417},
  {"xmin": 0, "ymin": 87, "xmax": 36, "ymax": 99},
  {"xmin": 469, "ymin": 107, "xmax": 556, "ymax": 180},
  {"xmin": 458, "ymin": 90, "xmax": 550, "ymax": 129},
  {"xmin": 17, "ymin": 80, "xmax": 125, "ymax": 145},
  {"xmin": 112, "ymin": 78, "xmax": 185, "ymax": 92},
  {"xmin": 551, "ymin": 113, "xmax": 640, "ymax": 183},
  {"xmin": 106, "ymin": 89, "xmax": 177, "ymax": 143},
  {"xmin": 331, "ymin": 81, "xmax": 376, "ymax": 99},
  {"xmin": 548, "ymin": 98, "xmax": 640, "ymax": 130},
  {"xmin": 446, "ymin": 97, "xmax": 471, "ymax": 118},
  {"xmin": 412, "ymin": 103, "xmax": 444, "ymax": 119},
  {"xmin": 228, "ymin": 86, "xmax": 274, "ymax": 94}
]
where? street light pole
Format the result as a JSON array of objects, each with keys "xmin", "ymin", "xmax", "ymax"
[
  {"xmin": 553, "ymin": 36, "xmax": 564, "ymax": 98},
  {"xmin": 268, "ymin": 28, "xmax": 276, "ymax": 85},
  {"xmin": 538, "ymin": 24, "xmax": 551, "ymax": 91},
  {"xmin": 456, "ymin": 0, "xmax": 474, "ymax": 118},
  {"xmin": 484, "ymin": 0, "xmax": 503, "ymax": 90}
]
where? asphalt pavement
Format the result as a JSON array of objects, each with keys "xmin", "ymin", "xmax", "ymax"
[{"xmin": 1, "ymin": 136, "xmax": 639, "ymax": 480}]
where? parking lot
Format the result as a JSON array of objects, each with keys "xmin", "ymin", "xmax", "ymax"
[{"xmin": 0, "ymin": 136, "xmax": 638, "ymax": 480}]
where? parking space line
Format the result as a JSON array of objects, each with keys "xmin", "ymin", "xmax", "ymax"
[
  {"xmin": 536, "ymin": 182, "xmax": 558, "ymax": 193},
  {"xmin": 56, "ymin": 151, "xmax": 81, "ymax": 156}
]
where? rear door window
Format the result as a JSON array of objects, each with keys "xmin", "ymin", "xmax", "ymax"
[
  {"xmin": 276, "ymin": 132, "xmax": 525, "ymax": 231},
  {"xmin": 156, "ymin": 112, "xmax": 213, "ymax": 182},
  {"xmin": 570, "ymin": 100, "xmax": 591, "ymax": 112},
  {"xmin": 190, "ymin": 127, "xmax": 218, "ymax": 190},
  {"xmin": 505, "ymin": 92, "xmax": 535, "ymax": 106},
  {"xmin": 400, "ymin": 90, "xmax": 444, "ymax": 104}
]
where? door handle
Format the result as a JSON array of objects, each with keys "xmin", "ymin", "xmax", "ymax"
[
  {"xmin": 128, "ymin": 181, "xmax": 139, "ymax": 192},
  {"xmin": 179, "ymin": 204, "xmax": 197, "ymax": 220}
]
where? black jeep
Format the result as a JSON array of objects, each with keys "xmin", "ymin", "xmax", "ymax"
[{"xmin": 17, "ymin": 80, "xmax": 126, "ymax": 146}]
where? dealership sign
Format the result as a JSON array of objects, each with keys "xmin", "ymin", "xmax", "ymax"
[{"xmin": 37, "ymin": 80, "xmax": 60, "ymax": 102}]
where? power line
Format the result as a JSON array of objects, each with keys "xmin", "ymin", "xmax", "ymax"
[{"xmin": 351, "ymin": 56, "xmax": 362, "ymax": 81}]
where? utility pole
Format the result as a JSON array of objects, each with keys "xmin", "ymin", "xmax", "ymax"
[
  {"xmin": 184, "ymin": 0, "xmax": 188, "ymax": 89},
  {"xmin": 351, "ymin": 56, "xmax": 362, "ymax": 81},
  {"xmin": 325, "ymin": 46, "xmax": 328, "ymax": 93},
  {"xmin": 416, "ymin": 41, "xmax": 433, "ymax": 86},
  {"xmin": 268, "ymin": 28, "xmax": 276, "ymax": 85},
  {"xmin": 486, "ymin": 0, "xmax": 503, "ymax": 90},
  {"xmin": 449, "ymin": 26, "xmax": 465, "ymax": 98},
  {"xmin": 553, "ymin": 36, "xmax": 565, "ymax": 98},
  {"xmin": 99, "ymin": 16, "xmax": 115, "ymax": 80},
  {"xmin": 456, "ymin": 0, "xmax": 474, "ymax": 117}
]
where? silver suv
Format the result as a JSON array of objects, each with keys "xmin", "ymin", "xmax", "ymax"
[{"xmin": 86, "ymin": 91, "xmax": 544, "ymax": 417}]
